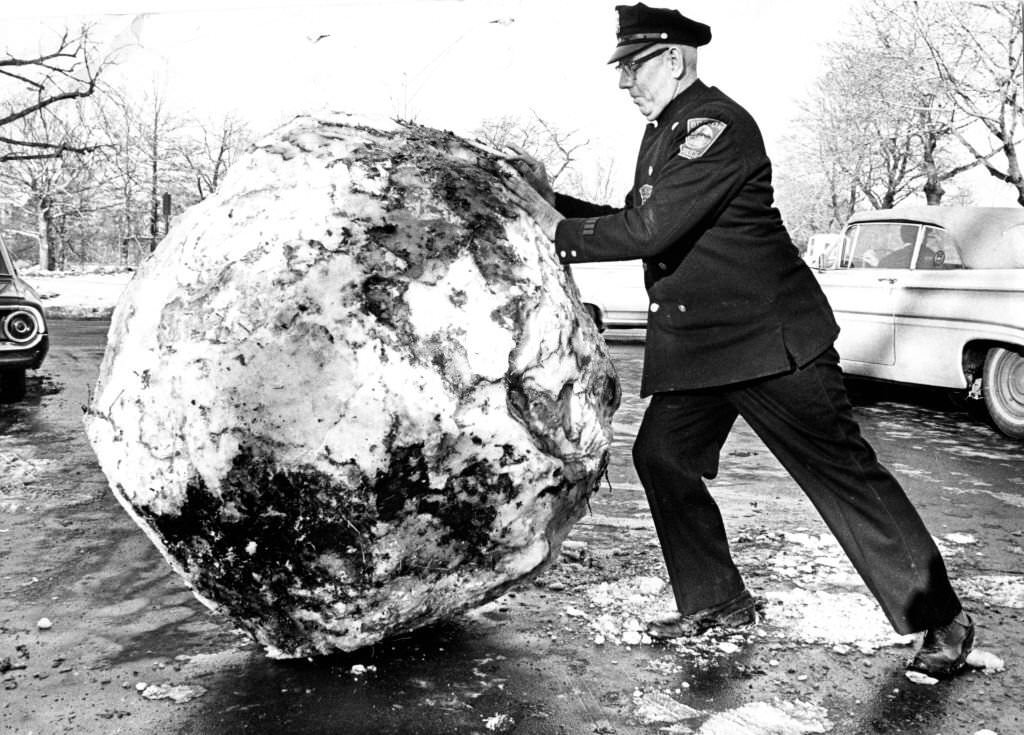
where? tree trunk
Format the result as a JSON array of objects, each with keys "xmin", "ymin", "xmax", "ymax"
[
  {"xmin": 36, "ymin": 194, "xmax": 58, "ymax": 271},
  {"xmin": 1002, "ymin": 144, "xmax": 1024, "ymax": 207},
  {"xmin": 149, "ymin": 104, "xmax": 160, "ymax": 252},
  {"xmin": 921, "ymin": 131, "xmax": 945, "ymax": 205}
]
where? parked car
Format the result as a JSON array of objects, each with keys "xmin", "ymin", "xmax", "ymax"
[
  {"xmin": 571, "ymin": 261, "xmax": 648, "ymax": 334},
  {"xmin": 0, "ymin": 236, "xmax": 48, "ymax": 402},
  {"xmin": 811, "ymin": 206, "xmax": 1024, "ymax": 439}
]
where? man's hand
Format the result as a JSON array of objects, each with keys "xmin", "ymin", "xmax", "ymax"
[
  {"xmin": 501, "ymin": 170, "xmax": 564, "ymax": 241},
  {"xmin": 503, "ymin": 144, "xmax": 556, "ymax": 205}
]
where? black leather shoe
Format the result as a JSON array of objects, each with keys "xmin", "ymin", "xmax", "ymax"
[
  {"xmin": 645, "ymin": 590, "xmax": 758, "ymax": 640},
  {"xmin": 908, "ymin": 613, "xmax": 975, "ymax": 679}
]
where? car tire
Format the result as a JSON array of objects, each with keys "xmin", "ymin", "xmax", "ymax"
[
  {"xmin": 583, "ymin": 303, "xmax": 605, "ymax": 332},
  {"xmin": 0, "ymin": 368, "xmax": 27, "ymax": 403},
  {"xmin": 983, "ymin": 346, "xmax": 1024, "ymax": 439}
]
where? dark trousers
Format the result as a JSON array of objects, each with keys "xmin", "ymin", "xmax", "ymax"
[{"xmin": 632, "ymin": 347, "xmax": 962, "ymax": 634}]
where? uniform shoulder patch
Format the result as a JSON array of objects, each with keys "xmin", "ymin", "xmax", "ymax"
[{"xmin": 678, "ymin": 117, "xmax": 727, "ymax": 160}]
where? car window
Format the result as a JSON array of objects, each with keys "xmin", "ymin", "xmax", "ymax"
[
  {"xmin": 0, "ymin": 244, "xmax": 11, "ymax": 277},
  {"xmin": 917, "ymin": 226, "xmax": 963, "ymax": 269},
  {"xmin": 844, "ymin": 222, "xmax": 920, "ymax": 269}
]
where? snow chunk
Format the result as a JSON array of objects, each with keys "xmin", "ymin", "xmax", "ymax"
[
  {"xmin": 966, "ymin": 648, "xmax": 1005, "ymax": 673},
  {"xmin": 697, "ymin": 700, "xmax": 832, "ymax": 734}
]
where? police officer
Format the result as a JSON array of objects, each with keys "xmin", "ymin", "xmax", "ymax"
[{"xmin": 506, "ymin": 2, "xmax": 974, "ymax": 678}]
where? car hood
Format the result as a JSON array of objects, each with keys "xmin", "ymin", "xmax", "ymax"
[{"xmin": 0, "ymin": 276, "xmax": 44, "ymax": 307}]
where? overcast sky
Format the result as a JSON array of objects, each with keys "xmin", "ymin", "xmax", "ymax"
[
  {"xmin": 2, "ymin": 2, "xmax": 850, "ymax": 158},
  {"xmin": 2, "ymin": 1, "xmax": 1014, "ymax": 205}
]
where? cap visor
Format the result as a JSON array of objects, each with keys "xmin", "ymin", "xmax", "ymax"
[{"xmin": 607, "ymin": 42, "xmax": 654, "ymax": 64}]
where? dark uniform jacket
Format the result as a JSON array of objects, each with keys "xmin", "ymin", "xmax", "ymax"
[{"xmin": 554, "ymin": 79, "xmax": 839, "ymax": 396}]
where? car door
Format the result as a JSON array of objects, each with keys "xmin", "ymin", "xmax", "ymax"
[{"xmin": 815, "ymin": 222, "xmax": 921, "ymax": 367}]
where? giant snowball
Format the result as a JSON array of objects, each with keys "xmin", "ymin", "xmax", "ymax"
[{"xmin": 84, "ymin": 113, "xmax": 620, "ymax": 657}]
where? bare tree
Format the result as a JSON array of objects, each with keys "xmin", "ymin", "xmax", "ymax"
[
  {"xmin": 0, "ymin": 97, "xmax": 104, "ymax": 268},
  {"xmin": 774, "ymin": 1, "xmax": 1000, "ymax": 238},
  {"xmin": 0, "ymin": 26, "xmax": 106, "ymax": 162},
  {"xmin": 477, "ymin": 112, "xmax": 589, "ymax": 185},
  {"xmin": 909, "ymin": 0, "xmax": 1024, "ymax": 205},
  {"xmin": 476, "ymin": 111, "xmax": 623, "ymax": 204},
  {"xmin": 174, "ymin": 113, "xmax": 253, "ymax": 201}
]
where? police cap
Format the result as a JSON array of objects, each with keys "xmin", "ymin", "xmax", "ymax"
[{"xmin": 608, "ymin": 3, "xmax": 712, "ymax": 64}]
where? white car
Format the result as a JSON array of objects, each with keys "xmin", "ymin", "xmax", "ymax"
[
  {"xmin": 811, "ymin": 206, "xmax": 1024, "ymax": 439},
  {"xmin": 571, "ymin": 261, "xmax": 648, "ymax": 335}
]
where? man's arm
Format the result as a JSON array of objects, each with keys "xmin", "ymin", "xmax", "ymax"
[{"xmin": 556, "ymin": 114, "xmax": 747, "ymax": 264}]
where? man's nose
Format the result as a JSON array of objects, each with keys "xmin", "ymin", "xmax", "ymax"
[{"xmin": 618, "ymin": 70, "xmax": 634, "ymax": 89}]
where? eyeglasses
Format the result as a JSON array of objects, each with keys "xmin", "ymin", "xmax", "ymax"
[{"xmin": 616, "ymin": 46, "xmax": 669, "ymax": 79}]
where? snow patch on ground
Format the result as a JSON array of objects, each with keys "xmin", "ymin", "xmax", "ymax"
[
  {"xmin": 18, "ymin": 267, "xmax": 132, "ymax": 319},
  {"xmin": 762, "ymin": 588, "xmax": 915, "ymax": 652},
  {"xmin": 697, "ymin": 700, "xmax": 833, "ymax": 734}
]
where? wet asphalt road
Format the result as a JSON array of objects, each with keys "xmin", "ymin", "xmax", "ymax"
[{"xmin": 1, "ymin": 320, "xmax": 1022, "ymax": 734}]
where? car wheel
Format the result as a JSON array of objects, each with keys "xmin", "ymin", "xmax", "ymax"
[
  {"xmin": 983, "ymin": 346, "xmax": 1024, "ymax": 439},
  {"xmin": 0, "ymin": 368, "xmax": 27, "ymax": 403}
]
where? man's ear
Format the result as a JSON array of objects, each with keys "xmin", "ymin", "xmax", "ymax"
[{"xmin": 672, "ymin": 47, "xmax": 686, "ymax": 79}]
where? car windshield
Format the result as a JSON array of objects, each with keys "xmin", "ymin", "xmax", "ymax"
[
  {"xmin": 0, "ymin": 247, "xmax": 11, "ymax": 277},
  {"xmin": 840, "ymin": 222, "xmax": 963, "ymax": 270}
]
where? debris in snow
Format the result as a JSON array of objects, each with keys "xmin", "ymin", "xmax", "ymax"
[
  {"xmin": 636, "ymin": 576, "xmax": 666, "ymax": 596},
  {"xmin": 717, "ymin": 641, "xmax": 741, "ymax": 655},
  {"xmin": 483, "ymin": 713, "xmax": 516, "ymax": 732},
  {"xmin": 973, "ymin": 729, "xmax": 999, "ymax": 735},
  {"xmin": 966, "ymin": 649, "xmax": 1005, "ymax": 673},
  {"xmin": 140, "ymin": 683, "xmax": 207, "ymax": 703},
  {"xmin": 944, "ymin": 532, "xmax": 977, "ymax": 545},
  {"xmin": 561, "ymin": 540, "xmax": 588, "ymax": 562},
  {"xmin": 633, "ymin": 690, "xmax": 702, "ymax": 724},
  {"xmin": 904, "ymin": 670, "xmax": 939, "ymax": 686},
  {"xmin": 565, "ymin": 606, "xmax": 588, "ymax": 618},
  {"xmin": 349, "ymin": 664, "xmax": 377, "ymax": 677},
  {"xmin": 36, "ymin": 618, "xmax": 52, "ymax": 630},
  {"xmin": 696, "ymin": 700, "xmax": 832, "ymax": 734},
  {"xmin": 959, "ymin": 574, "xmax": 1024, "ymax": 609}
]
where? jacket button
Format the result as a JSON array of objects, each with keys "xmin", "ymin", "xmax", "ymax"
[
  {"xmin": 649, "ymin": 303, "xmax": 660, "ymax": 313},
  {"xmin": 678, "ymin": 304, "xmax": 687, "ymax": 312},
  {"xmin": 658, "ymin": 262, "xmax": 667, "ymax": 270},
  {"xmin": 642, "ymin": 262, "xmax": 648, "ymax": 271},
  {"xmin": 570, "ymin": 250, "xmax": 577, "ymax": 257},
  {"xmin": 559, "ymin": 251, "xmax": 567, "ymax": 258}
]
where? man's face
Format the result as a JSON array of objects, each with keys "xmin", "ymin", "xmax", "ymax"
[{"xmin": 618, "ymin": 46, "xmax": 676, "ymax": 120}]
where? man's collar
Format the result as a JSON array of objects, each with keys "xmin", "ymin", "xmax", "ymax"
[{"xmin": 654, "ymin": 78, "xmax": 707, "ymax": 126}]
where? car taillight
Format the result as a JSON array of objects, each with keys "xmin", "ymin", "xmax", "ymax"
[{"xmin": 3, "ymin": 310, "xmax": 39, "ymax": 344}]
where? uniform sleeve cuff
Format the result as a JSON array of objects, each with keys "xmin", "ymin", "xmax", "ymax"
[{"xmin": 555, "ymin": 218, "xmax": 595, "ymax": 264}]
